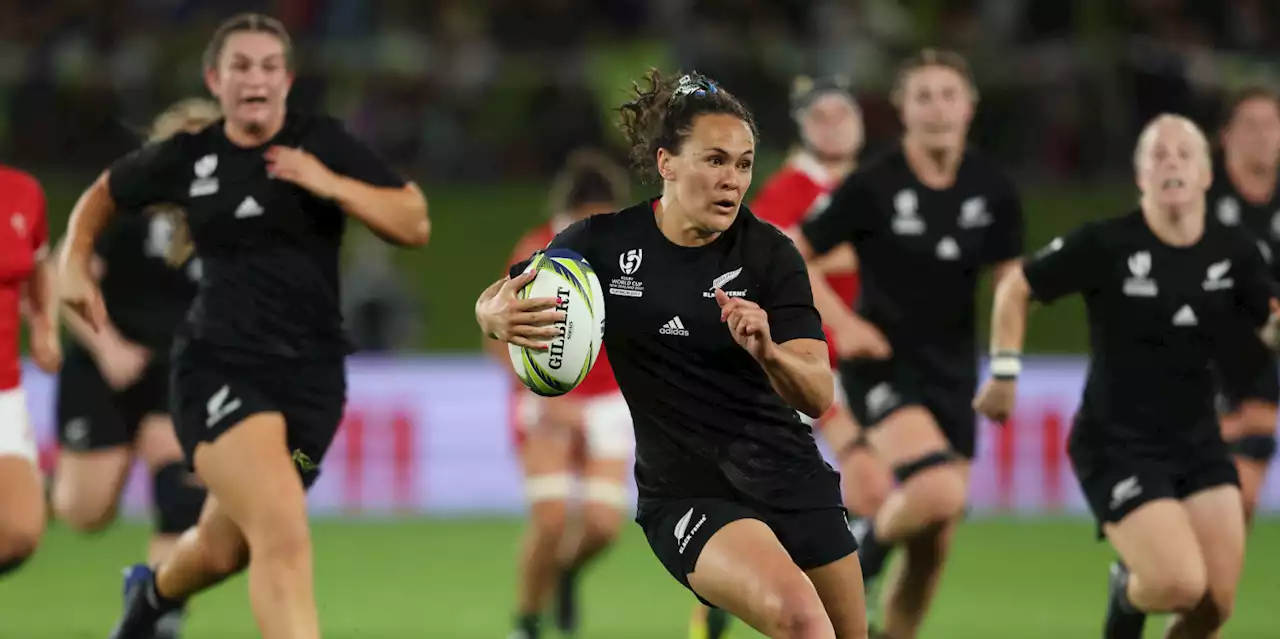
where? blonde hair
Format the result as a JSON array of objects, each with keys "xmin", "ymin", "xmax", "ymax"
[
  {"xmin": 148, "ymin": 98, "xmax": 221, "ymax": 143},
  {"xmin": 1133, "ymin": 113, "xmax": 1210, "ymax": 172}
]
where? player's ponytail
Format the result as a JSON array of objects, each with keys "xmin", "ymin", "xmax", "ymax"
[{"xmin": 617, "ymin": 69, "xmax": 757, "ymax": 182}]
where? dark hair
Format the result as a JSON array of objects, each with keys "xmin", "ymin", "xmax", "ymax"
[
  {"xmin": 890, "ymin": 48, "xmax": 978, "ymax": 107},
  {"xmin": 203, "ymin": 12, "xmax": 294, "ymax": 71},
  {"xmin": 1222, "ymin": 85, "xmax": 1280, "ymax": 128},
  {"xmin": 790, "ymin": 75, "xmax": 857, "ymax": 119},
  {"xmin": 617, "ymin": 69, "xmax": 757, "ymax": 180},
  {"xmin": 548, "ymin": 149, "xmax": 630, "ymax": 215}
]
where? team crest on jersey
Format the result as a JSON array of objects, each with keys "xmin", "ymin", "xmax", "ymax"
[
  {"xmin": 1217, "ymin": 197, "xmax": 1240, "ymax": 226},
  {"xmin": 958, "ymin": 196, "xmax": 992, "ymax": 229},
  {"xmin": 1122, "ymin": 251, "xmax": 1158, "ymax": 297},
  {"xmin": 1202, "ymin": 259, "xmax": 1233, "ymax": 291},
  {"xmin": 609, "ymin": 248, "xmax": 645, "ymax": 297},
  {"xmin": 891, "ymin": 189, "xmax": 924, "ymax": 235},
  {"xmin": 703, "ymin": 267, "xmax": 747, "ymax": 298},
  {"xmin": 190, "ymin": 153, "xmax": 219, "ymax": 197}
]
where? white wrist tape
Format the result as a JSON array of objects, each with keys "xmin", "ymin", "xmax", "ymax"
[{"xmin": 989, "ymin": 353, "xmax": 1022, "ymax": 380}]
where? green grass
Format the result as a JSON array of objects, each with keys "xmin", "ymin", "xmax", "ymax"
[{"xmin": 3, "ymin": 517, "xmax": 1278, "ymax": 637}]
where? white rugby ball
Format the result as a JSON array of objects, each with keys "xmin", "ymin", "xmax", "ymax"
[{"xmin": 508, "ymin": 249, "xmax": 605, "ymax": 397}]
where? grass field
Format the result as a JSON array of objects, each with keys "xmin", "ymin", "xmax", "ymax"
[{"xmin": 2, "ymin": 517, "xmax": 1277, "ymax": 638}]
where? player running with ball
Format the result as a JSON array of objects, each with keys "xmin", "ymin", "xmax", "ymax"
[
  {"xmin": 479, "ymin": 70, "xmax": 868, "ymax": 638},
  {"xmin": 976, "ymin": 114, "xmax": 1278, "ymax": 639}
]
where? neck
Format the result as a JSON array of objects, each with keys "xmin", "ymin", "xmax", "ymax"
[
  {"xmin": 819, "ymin": 155, "xmax": 856, "ymax": 181},
  {"xmin": 223, "ymin": 114, "xmax": 285, "ymax": 148},
  {"xmin": 903, "ymin": 136, "xmax": 962, "ymax": 189},
  {"xmin": 1224, "ymin": 151, "xmax": 1279, "ymax": 204},
  {"xmin": 655, "ymin": 194, "xmax": 720, "ymax": 247},
  {"xmin": 1141, "ymin": 197, "xmax": 1205, "ymax": 247}
]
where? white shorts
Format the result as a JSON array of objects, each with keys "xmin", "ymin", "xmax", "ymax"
[
  {"xmin": 800, "ymin": 370, "xmax": 846, "ymax": 428},
  {"xmin": 515, "ymin": 391, "xmax": 635, "ymax": 460},
  {"xmin": 0, "ymin": 387, "xmax": 37, "ymax": 462}
]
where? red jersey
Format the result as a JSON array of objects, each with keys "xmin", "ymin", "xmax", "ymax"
[
  {"xmin": 0, "ymin": 167, "xmax": 48, "ymax": 390},
  {"xmin": 752, "ymin": 154, "xmax": 858, "ymax": 365},
  {"xmin": 507, "ymin": 217, "xmax": 620, "ymax": 397}
]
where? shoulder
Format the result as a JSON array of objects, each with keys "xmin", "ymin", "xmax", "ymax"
[
  {"xmin": 0, "ymin": 166, "xmax": 42, "ymax": 194},
  {"xmin": 291, "ymin": 112, "xmax": 358, "ymax": 145},
  {"xmin": 961, "ymin": 149, "xmax": 1017, "ymax": 191},
  {"xmin": 1213, "ymin": 217, "xmax": 1265, "ymax": 256},
  {"xmin": 739, "ymin": 208, "xmax": 802, "ymax": 259}
]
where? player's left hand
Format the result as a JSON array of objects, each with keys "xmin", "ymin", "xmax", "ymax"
[
  {"xmin": 1261, "ymin": 298, "xmax": 1280, "ymax": 350},
  {"xmin": 265, "ymin": 146, "xmax": 339, "ymax": 199},
  {"xmin": 973, "ymin": 377, "xmax": 1017, "ymax": 423},
  {"xmin": 716, "ymin": 288, "xmax": 772, "ymax": 361}
]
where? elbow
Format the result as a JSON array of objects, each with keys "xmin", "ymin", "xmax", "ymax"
[
  {"xmin": 800, "ymin": 369, "xmax": 835, "ymax": 419},
  {"xmin": 400, "ymin": 190, "xmax": 431, "ymax": 247}
]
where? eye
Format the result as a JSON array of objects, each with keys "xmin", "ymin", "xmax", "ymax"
[
  {"xmin": 708, "ymin": 156, "xmax": 724, "ymax": 166},
  {"xmin": 738, "ymin": 159, "xmax": 752, "ymax": 170}
]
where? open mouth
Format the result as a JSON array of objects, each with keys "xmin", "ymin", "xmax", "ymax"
[
  {"xmin": 241, "ymin": 96, "xmax": 269, "ymax": 105},
  {"xmin": 1161, "ymin": 177, "xmax": 1185, "ymax": 190},
  {"xmin": 712, "ymin": 199, "xmax": 736, "ymax": 212}
]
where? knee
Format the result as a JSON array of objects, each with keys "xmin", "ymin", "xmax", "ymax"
[
  {"xmin": 51, "ymin": 491, "xmax": 116, "ymax": 533},
  {"xmin": 897, "ymin": 457, "xmax": 967, "ymax": 524},
  {"xmin": 1143, "ymin": 567, "xmax": 1207, "ymax": 613},
  {"xmin": 198, "ymin": 528, "xmax": 250, "ymax": 576},
  {"xmin": 760, "ymin": 580, "xmax": 831, "ymax": 639},
  {"xmin": 0, "ymin": 523, "xmax": 42, "ymax": 569},
  {"xmin": 582, "ymin": 505, "xmax": 623, "ymax": 549},
  {"xmin": 245, "ymin": 513, "xmax": 312, "ymax": 563}
]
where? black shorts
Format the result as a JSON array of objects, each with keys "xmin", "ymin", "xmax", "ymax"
[
  {"xmin": 56, "ymin": 345, "xmax": 170, "ymax": 452},
  {"xmin": 839, "ymin": 356, "xmax": 977, "ymax": 458},
  {"xmin": 171, "ymin": 340, "xmax": 346, "ymax": 488},
  {"xmin": 636, "ymin": 497, "xmax": 856, "ymax": 606},
  {"xmin": 1070, "ymin": 443, "xmax": 1239, "ymax": 539}
]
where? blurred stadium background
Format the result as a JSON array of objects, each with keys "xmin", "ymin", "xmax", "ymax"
[{"xmin": 2, "ymin": 1, "xmax": 1280, "ymax": 637}]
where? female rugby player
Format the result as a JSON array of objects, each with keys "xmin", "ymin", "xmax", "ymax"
[
  {"xmin": 693, "ymin": 75, "xmax": 889, "ymax": 639},
  {"xmin": 494, "ymin": 149, "xmax": 633, "ymax": 639},
  {"xmin": 50, "ymin": 97, "xmax": 218, "ymax": 638},
  {"xmin": 0, "ymin": 164, "xmax": 58, "ymax": 579},
  {"xmin": 59, "ymin": 13, "xmax": 429, "ymax": 639},
  {"xmin": 794, "ymin": 50, "xmax": 1025, "ymax": 638},
  {"xmin": 1208, "ymin": 86, "xmax": 1280, "ymax": 526},
  {"xmin": 479, "ymin": 70, "xmax": 867, "ymax": 639},
  {"xmin": 976, "ymin": 114, "xmax": 1277, "ymax": 639}
]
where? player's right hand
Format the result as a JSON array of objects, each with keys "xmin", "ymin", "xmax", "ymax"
[
  {"xmin": 58, "ymin": 264, "xmax": 108, "ymax": 333},
  {"xmin": 973, "ymin": 378, "xmax": 1017, "ymax": 423},
  {"xmin": 476, "ymin": 271, "xmax": 566, "ymax": 350},
  {"xmin": 97, "ymin": 339, "xmax": 151, "ymax": 390},
  {"xmin": 832, "ymin": 316, "xmax": 892, "ymax": 360}
]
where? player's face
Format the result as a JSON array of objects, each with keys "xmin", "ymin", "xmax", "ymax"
[
  {"xmin": 899, "ymin": 66, "xmax": 974, "ymax": 152},
  {"xmin": 660, "ymin": 113, "xmax": 755, "ymax": 234},
  {"xmin": 205, "ymin": 32, "xmax": 292, "ymax": 132},
  {"xmin": 1223, "ymin": 97, "xmax": 1280, "ymax": 168},
  {"xmin": 800, "ymin": 93, "xmax": 863, "ymax": 160},
  {"xmin": 1138, "ymin": 121, "xmax": 1211, "ymax": 208}
]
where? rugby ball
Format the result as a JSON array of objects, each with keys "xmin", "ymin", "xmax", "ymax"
[{"xmin": 508, "ymin": 249, "xmax": 606, "ymax": 397}]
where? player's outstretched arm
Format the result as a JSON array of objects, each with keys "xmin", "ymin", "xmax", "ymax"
[
  {"xmin": 58, "ymin": 172, "xmax": 116, "ymax": 332},
  {"xmin": 973, "ymin": 267, "xmax": 1031, "ymax": 422},
  {"xmin": 264, "ymin": 146, "xmax": 430, "ymax": 247}
]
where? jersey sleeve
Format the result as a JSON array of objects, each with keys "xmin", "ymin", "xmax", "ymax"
[
  {"xmin": 313, "ymin": 118, "xmax": 407, "ymax": 189},
  {"xmin": 761, "ymin": 234, "xmax": 826, "ymax": 344},
  {"xmin": 107, "ymin": 141, "xmax": 183, "ymax": 212},
  {"xmin": 799, "ymin": 173, "xmax": 872, "ymax": 256},
  {"xmin": 1022, "ymin": 224, "xmax": 1102, "ymax": 304},
  {"xmin": 981, "ymin": 175, "xmax": 1025, "ymax": 264},
  {"xmin": 1235, "ymin": 237, "xmax": 1275, "ymax": 328},
  {"xmin": 507, "ymin": 216, "xmax": 593, "ymax": 278}
]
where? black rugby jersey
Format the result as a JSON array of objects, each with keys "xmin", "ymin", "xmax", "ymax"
[
  {"xmin": 510, "ymin": 201, "xmax": 840, "ymax": 509},
  {"xmin": 107, "ymin": 112, "xmax": 406, "ymax": 362},
  {"xmin": 96, "ymin": 206, "xmax": 200, "ymax": 351},
  {"xmin": 1023, "ymin": 211, "xmax": 1273, "ymax": 455},
  {"xmin": 800, "ymin": 146, "xmax": 1023, "ymax": 379}
]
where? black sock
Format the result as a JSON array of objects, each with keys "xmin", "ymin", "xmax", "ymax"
[
  {"xmin": 148, "ymin": 575, "xmax": 184, "ymax": 611},
  {"xmin": 851, "ymin": 516, "xmax": 891, "ymax": 582},
  {"xmin": 515, "ymin": 612, "xmax": 541, "ymax": 639},
  {"xmin": 554, "ymin": 566, "xmax": 579, "ymax": 634},
  {"xmin": 706, "ymin": 607, "xmax": 732, "ymax": 639},
  {"xmin": 1104, "ymin": 562, "xmax": 1145, "ymax": 639}
]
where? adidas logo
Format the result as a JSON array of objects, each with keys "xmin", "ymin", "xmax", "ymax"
[
  {"xmin": 235, "ymin": 196, "xmax": 264, "ymax": 218},
  {"xmin": 1172, "ymin": 304, "xmax": 1198, "ymax": 327},
  {"xmin": 659, "ymin": 316, "xmax": 689, "ymax": 336}
]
